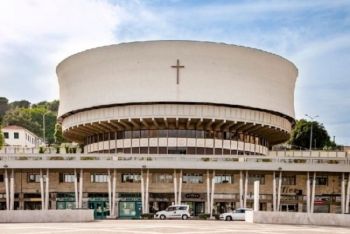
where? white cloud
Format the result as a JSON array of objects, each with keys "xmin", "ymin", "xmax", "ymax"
[{"xmin": 0, "ymin": 0, "xmax": 125, "ymax": 101}]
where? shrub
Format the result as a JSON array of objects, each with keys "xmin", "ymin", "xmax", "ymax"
[
  {"xmin": 140, "ymin": 213, "xmax": 154, "ymax": 219},
  {"xmin": 198, "ymin": 213, "xmax": 210, "ymax": 220}
]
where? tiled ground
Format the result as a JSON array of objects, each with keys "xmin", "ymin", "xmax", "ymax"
[{"xmin": 0, "ymin": 220, "xmax": 349, "ymax": 234}]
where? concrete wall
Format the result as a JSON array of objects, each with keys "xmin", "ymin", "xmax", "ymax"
[
  {"xmin": 57, "ymin": 41, "xmax": 297, "ymax": 119},
  {"xmin": 246, "ymin": 211, "xmax": 350, "ymax": 227},
  {"xmin": 0, "ymin": 210, "xmax": 94, "ymax": 223}
]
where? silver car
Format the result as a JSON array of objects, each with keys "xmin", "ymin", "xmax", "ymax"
[{"xmin": 219, "ymin": 208, "xmax": 252, "ymax": 221}]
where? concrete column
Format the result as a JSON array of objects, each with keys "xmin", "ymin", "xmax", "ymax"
[
  {"xmin": 141, "ymin": 170, "xmax": 145, "ymax": 212},
  {"xmin": 210, "ymin": 170, "xmax": 215, "ymax": 217},
  {"xmin": 112, "ymin": 169, "xmax": 116, "ymax": 216},
  {"xmin": 311, "ymin": 171, "xmax": 316, "ymax": 213},
  {"xmin": 244, "ymin": 171, "xmax": 248, "ymax": 208},
  {"xmin": 306, "ymin": 172, "xmax": 310, "ymax": 213},
  {"xmin": 341, "ymin": 172, "xmax": 346, "ymax": 214},
  {"xmin": 253, "ymin": 180, "xmax": 260, "ymax": 211},
  {"xmin": 107, "ymin": 169, "xmax": 112, "ymax": 214},
  {"xmin": 346, "ymin": 173, "xmax": 350, "ymax": 214},
  {"xmin": 79, "ymin": 169, "xmax": 83, "ymax": 208},
  {"xmin": 45, "ymin": 169, "xmax": 49, "ymax": 210},
  {"xmin": 206, "ymin": 170, "xmax": 210, "ymax": 213},
  {"xmin": 40, "ymin": 169, "xmax": 44, "ymax": 210},
  {"xmin": 239, "ymin": 171, "xmax": 243, "ymax": 208},
  {"xmin": 145, "ymin": 169, "xmax": 149, "ymax": 213},
  {"xmin": 272, "ymin": 171, "xmax": 276, "ymax": 211},
  {"xmin": 4, "ymin": 169, "xmax": 9, "ymax": 210},
  {"xmin": 173, "ymin": 170, "xmax": 177, "ymax": 205},
  {"xmin": 74, "ymin": 169, "xmax": 79, "ymax": 209},
  {"xmin": 277, "ymin": 171, "xmax": 282, "ymax": 211},
  {"xmin": 10, "ymin": 169, "xmax": 14, "ymax": 210},
  {"xmin": 178, "ymin": 170, "xmax": 182, "ymax": 205}
]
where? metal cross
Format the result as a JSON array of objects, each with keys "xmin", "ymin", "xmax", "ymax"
[{"xmin": 171, "ymin": 59, "xmax": 185, "ymax": 84}]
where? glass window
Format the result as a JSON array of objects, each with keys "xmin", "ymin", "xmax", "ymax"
[
  {"xmin": 281, "ymin": 176, "xmax": 296, "ymax": 185},
  {"xmin": 168, "ymin": 130, "xmax": 177, "ymax": 138},
  {"xmin": 14, "ymin": 132, "xmax": 19, "ymax": 139},
  {"xmin": 0, "ymin": 174, "xmax": 3, "ymax": 182},
  {"xmin": 188, "ymin": 130, "xmax": 196, "ymax": 138},
  {"xmin": 196, "ymin": 130, "xmax": 204, "ymax": 138},
  {"xmin": 183, "ymin": 173, "xmax": 203, "ymax": 184},
  {"xmin": 3, "ymin": 132, "xmax": 9, "ymax": 139},
  {"xmin": 125, "ymin": 131, "xmax": 132, "ymax": 139},
  {"xmin": 154, "ymin": 174, "xmax": 173, "ymax": 183},
  {"xmin": 91, "ymin": 173, "xmax": 108, "ymax": 183},
  {"xmin": 178, "ymin": 130, "xmax": 187, "ymax": 138},
  {"xmin": 117, "ymin": 131, "xmax": 124, "ymax": 139},
  {"xmin": 59, "ymin": 173, "xmax": 75, "ymax": 183},
  {"xmin": 27, "ymin": 173, "xmax": 41, "ymax": 183},
  {"xmin": 214, "ymin": 175, "xmax": 233, "ymax": 184},
  {"xmin": 122, "ymin": 173, "xmax": 141, "ymax": 183},
  {"xmin": 132, "ymin": 130, "xmax": 140, "ymax": 138},
  {"xmin": 249, "ymin": 174, "xmax": 265, "ymax": 185},
  {"xmin": 159, "ymin": 130, "xmax": 168, "ymax": 137},
  {"xmin": 315, "ymin": 176, "xmax": 328, "ymax": 185},
  {"xmin": 140, "ymin": 130, "xmax": 149, "ymax": 138},
  {"xmin": 167, "ymin": 206, "xmax": 176, "ymax": 211}
]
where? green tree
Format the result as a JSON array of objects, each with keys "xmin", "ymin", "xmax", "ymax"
[
  {"xmin": 289, "ymin": 119, "xmax": 334, "ymax": 150},
  {"xmin": 54, "ymin": 123, "xmax": 64, "ymax": 144},
  {"xmin": 0, "ymin": 97, "xmax": 9, "ymax": 122},
  {"xmin": 3, "ymin": 107, "xmax": 58, "ymax": 144},
  {"xmin": 9, "ymin": 100, "xmax": 31, "ymax": 109},
  {"xmin": 0, "ymin": 127, "xmax": 4, "ymax": 149}
]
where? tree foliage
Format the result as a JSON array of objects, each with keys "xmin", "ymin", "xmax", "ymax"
[
  {"xmin": 54, "ymin": 123, "xmax": 64, "ymax": 144},
  {"xmin": 9, "ymin": 100, "xmax": 31, "ymax": 109},
  {"xmin": 0, "ymin": 97, "xmax": 9, "ymax": 122},
  {"xmin": 289, "ymin": 119, "xmax": 335, "ymax": 150},
  {"xmin": 2, "ymin": 100, "xmax": 63, "ymax": 145},
  {"xmin": 0, "ymin": 126, "xmax": 4, "ymax": 149}
]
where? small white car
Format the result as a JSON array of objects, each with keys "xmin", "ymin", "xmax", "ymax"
[
  {"xmin": 154, "ymin": 205, "xmax": 191, "ymax": 220},
  {"xmin": 219, "ymin": 208, "xmax": 252, "ymax": 221}
]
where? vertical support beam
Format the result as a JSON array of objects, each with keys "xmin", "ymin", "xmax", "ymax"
[
  {"xmin": 206, "ymin": 170, "xmax": 210, "ymax": 213},
  {"xmin": 4, "ymin": 169, "xmax": 9, "ymax": 210},
  {"xmin": 244, "ymin": 171, "xmax": 248, "ymax": 208},
  {"xmin": 10, "ymin": 169, "xmax": 14, "ymax": 210},
  {"xmin": 173, "ymin": 170, "xmax": 177, "ymax": 205},
  {"xmin": 253, "ymin": 180, "xmax": 260, "ymax": 211},
  {"xmin": 45, "ymin": 168, "xmax": 49, "ymax": 210},
  {"xmin": 112, "ymin": 169, "xmax": 116, "ymax": 216},
  {"xmin": 346, "ymin": 173, "xmax": 350, "ymax": 214},
  {"xmin": 145, "ymin": 169, "xmax": 149, "ymax": 213},
  {"xmin": 40, "ymin": 169, "xmax": 44, "ymax": 210},
  {"xmin": 210, "ymin": 170, "xmax": 215, "ymax": 218},
  {"xmin": 277, "ymin": 171, "xmax": 282, "ymax": 211},
  {"xmin": 178, "ymin": 170, "xmax": 182, "ymax": 205},
  {"xmin": 306, "ymin": 172, "xmax": 310, "ymax": 213},
  {"xmin": 341, "ymin": 172, "xmax": 346, "ymax": 214},
  {"xmin": 74, "ymin": 169, "xmax": 79, "ymax": 209},
  {"xmin": 272, "ymin": 171, "xmax": 276, "ymax": 211},
  {"xmin": 311, "ymin": 171, "xmax": 316, "ymax": 213},
  {"xmin": 239, "ymin": 171, "xmax": 243, "ymax": 208},
  {"xmin": 107, "ymin": 169, "xmax": 112, "ymax": 214},
  {"xmin": 141, "ymin": 169, "xmax": 145, "ymax": 213},
  {"xmin": 79, "ymin": 169, "xmax": 83, "ymax": 209}
]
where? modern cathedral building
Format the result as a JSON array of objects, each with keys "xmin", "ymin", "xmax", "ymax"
[{"xmin": 0, "ymin": 41, "xmax": 349, "ymax": 219}]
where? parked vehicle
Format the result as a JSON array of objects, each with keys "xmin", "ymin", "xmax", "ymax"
[
  {"xmin": 219, "ymin": 208, "xmax": 252, "ymax": 221},
  {"xmin": 154, "ymin": 205, "xmax": 191, "ymax": 220}
]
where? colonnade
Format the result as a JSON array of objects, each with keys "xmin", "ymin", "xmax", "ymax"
[{"xmin": 2, "ymin": 169, "xmax": 350, "ymax": 215}]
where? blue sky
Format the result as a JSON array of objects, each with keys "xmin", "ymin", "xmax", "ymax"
[{"xmin": 0, "ymin": 0, "xmax": 349, "ymax": 145}]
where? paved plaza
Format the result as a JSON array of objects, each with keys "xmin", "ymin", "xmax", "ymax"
[{"xmin": 0, "ymin": 220, "xmax": 350, "ymax": 234}]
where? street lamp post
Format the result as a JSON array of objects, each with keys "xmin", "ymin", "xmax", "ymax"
[
  {"xmin": 42, "ymin": 111, "xmax": 50, "ymax": 145},
  {"xmin": 305, "ymin": 114, "xmax": 319, "ymax": 151}
]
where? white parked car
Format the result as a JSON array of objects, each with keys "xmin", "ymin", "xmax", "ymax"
[
  {"xmin": 219, "ymin": 208, "xmax": 252, "ymax": 221},
  {"xmin": 154, "ymin": 205, "xmax": 191, "ymax": 220}
]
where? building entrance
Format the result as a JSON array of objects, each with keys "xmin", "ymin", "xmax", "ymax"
[{"xmin": 88, "ymin": 200, "xmax": 109, "ymax": 219}]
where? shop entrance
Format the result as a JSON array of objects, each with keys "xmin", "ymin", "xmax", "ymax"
[
  {"xmin": 88, "ymin": 200, "xmax": 109, "ymax": 219},
  {"xmin": 119, "ymin": 201, "xmax": 142, "ymax": 219},
  {"xmin": 183, "ymin": 201, "xmax": 204, "ymax": 216}
]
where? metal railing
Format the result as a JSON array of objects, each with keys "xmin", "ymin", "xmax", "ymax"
[{"xmin": 0, "ymin": 153, "xmax": 348, "ymax": 166}]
